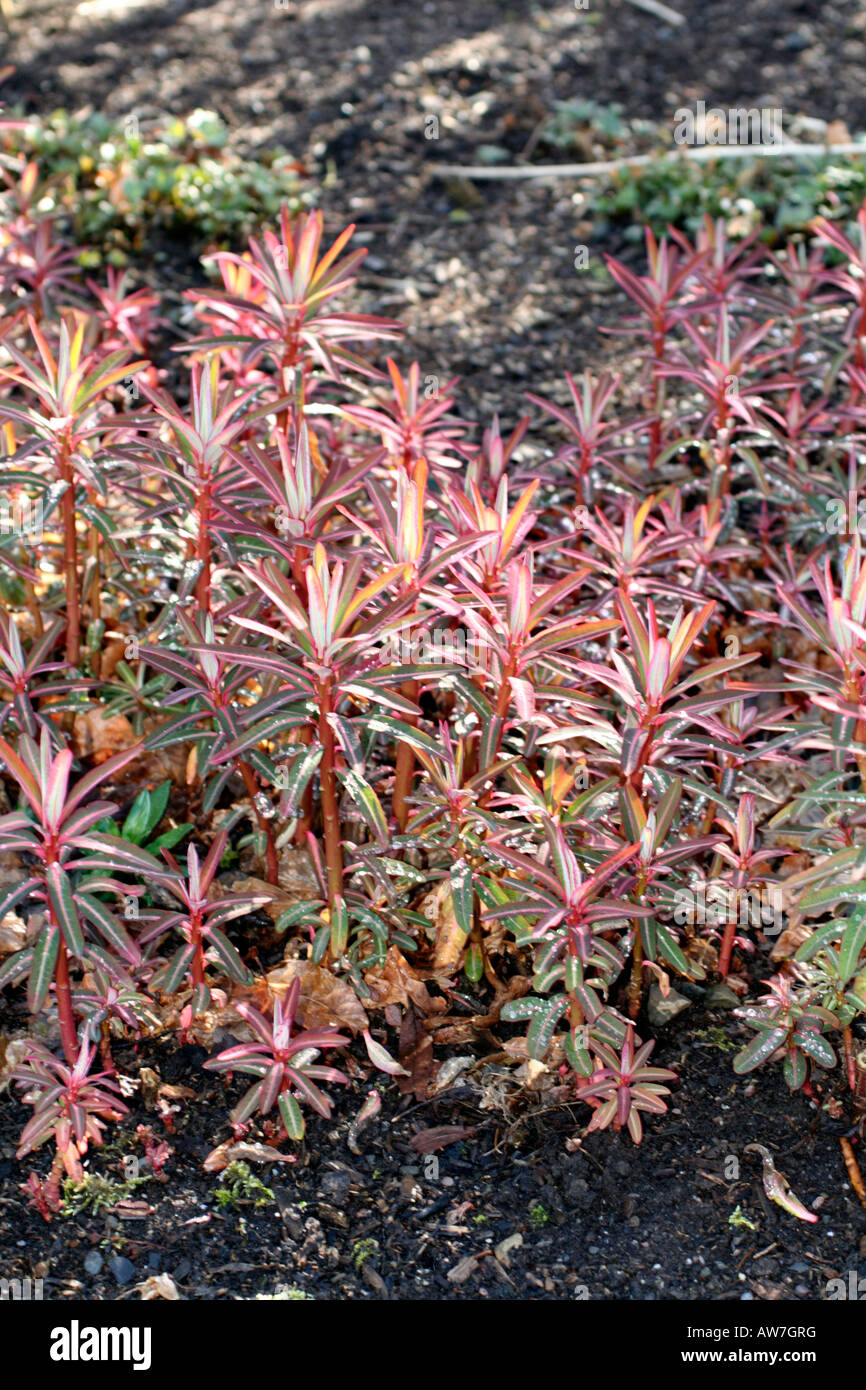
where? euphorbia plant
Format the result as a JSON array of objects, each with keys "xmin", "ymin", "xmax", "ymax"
[
  {"xmin": 0, "ymin": 313, "xmax": 145, "ymax": 664},
  {"xmin": 209, "ymin": 543, "xmax": 417, "ymax": 909},
  {"xmin": 138, "ymin": 829, "xmax": 271, "ymax": 1019},
  {"xmin": 203, "ymin": 976, "xmax": 349, "ymax": 1141},
  {"xmin": 578, "ymin": 1022, "xmax": 677, "ymax": 1144},
  {"xmin": 0, "ymin": 729, "xmax": 163, "ymax": 1063},
  {"xmin": 12, "ymin": 1036, "xmax": 128, "ymax": 1181},
  {"xmin": 187, "ymin": 207, "xmax": 402, "ymax": 419}
]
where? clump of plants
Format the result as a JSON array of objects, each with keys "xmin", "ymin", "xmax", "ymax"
[
  {"xmin": 1, "ymin": 102, "xmax": 306, "ymax": 263},
  {"xmin": 537, "ymin": 99, "xmax": 866, "ymax": 242},
  {"xmin": 3, "ymin": 125, "xmax": 866, "ymax": 1215}
]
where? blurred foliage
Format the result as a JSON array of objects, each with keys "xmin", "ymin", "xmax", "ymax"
[
  {"xmin": 540, "ymin": 100, "xmax": 866, "ymax": 242},
  {"xmin": 1, "ymin": 106, "xmax": 309, "ymax": 263}
]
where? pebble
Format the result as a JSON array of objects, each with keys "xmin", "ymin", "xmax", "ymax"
[
  {"xmin": 108, "ymin": 1255, "xmax": 135, "ymax": 1285},
  {"xmin": 705, "ymin": 983, "xmax": 741, "ymax": 1010},
  {"xmin": 84, "ymin": 1251, "xmax": 103, "ymax": 1276},
  {"xmin": 647, "ymin": 984, "xmax": 691, "ymax": 1028}
]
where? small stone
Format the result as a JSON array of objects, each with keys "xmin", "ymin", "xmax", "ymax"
[
  {"xmin": 647, "ymin": 984, "xmax": 692, "ymax": 1029},
  {"xmin": 705, "ymin": 983, "xmax": 741, "ymax": 1010},
  {"xmin": 108, "ymin": 1255, "xmax": 135, "ymax": 1285},
  {"xmin": 84, "ymin": 1251, "xmax": 103, "ymax": 1276}
]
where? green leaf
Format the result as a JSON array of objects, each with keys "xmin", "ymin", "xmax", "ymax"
[
  {"xmin": 27, "ymin": 924, "xmax": 59, "ymax": 1012},
  {"xmin": 526, "ymin": 996, "xmax": 569, "ymax": 1060},
  {"xmin": 733, "ymin": 1026, "xmax": 788, "ymax": 1074},
  {"xmin": 46, "ymin": 864, "xmax": 85, "ymax": 958},
  {"xmin": 339, "ymin": 769, "xmax": 389, "ymax": 847},
  {"xmin": 783, "ymin": 1047, "xmax": 808, "ymax": 1091},
  {"xmin": 464, "ymin": 941, "xmax": 484, "ymax": 983},
  {"xmin": 279, "ymin": 1090, "xmax": 305, "ymax": 1141},
  {"xmin": 839, "ymin": 913, "xmax": 866, "ymax": 982},
  {"xmin": 0, "ymin": 946, "xmax": 33, "ymax": 990},
  {"xmin": 329, "ymin": 896, "xmax": 349, "ymax": 958},
  {"xmin": 121, "ymin": 788, "xmax": 154, "ymax": 846},
  {"xmin": 450, "ymin": 859, "xmax": 474, "ymax": 936},
  {"xmin": 207, "ymin": 928, "xmax": 254, "ymax": 984},
  {"xmin": 152, "ymin": 942, "xmax": 197, "ymax": 994},
  {"xmin": 792, "ymin": 1029, "xmax": 836, "ymax": 1070},
  {"xmin": 654, "ymin": 920, "xmax": 703, "ymax": 979}
]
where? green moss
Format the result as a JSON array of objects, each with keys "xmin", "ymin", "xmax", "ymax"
[{"xmin": 212, "ymin": 1160, "xmax": 276, "ymax": 1210}]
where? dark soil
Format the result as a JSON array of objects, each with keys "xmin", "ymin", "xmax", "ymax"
[
  {"xmin": 1, "ymin": 985, "xmax": 864, "ymax": 1301},
  {"xmin": 2, "ymin": 0, "xmax": 866, "ymax": 1300}
]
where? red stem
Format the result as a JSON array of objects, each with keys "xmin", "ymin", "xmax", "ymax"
[
  {"xmin": 54, "ymin": 935, "xmax": 78, "ymax": 1066},
  {"xmin": 318, "ymin": 676, "xmax": 343, "ymax": 910}
]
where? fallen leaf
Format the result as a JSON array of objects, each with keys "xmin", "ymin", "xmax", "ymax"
[
  {"xmin": 134, "ymin": 1274, "xmax": 181, "ymax": 1300},
  {"xmin": 364, "ymin": 946, "xmax": 440, "ymax": 1014},
  {"xmin": 770, "ymin": 919, "xmax": 812, "ymax": 962},
  {"xmin": 0, "ymin": 911, "xmax": 26, "ymax": 956},
  {"xmin": 265, "ymin": 959, "xmax": 369, "ymax": 1033},
  {"xmin": 745, "ymin": 1143, "xmax": 818, "ymax": 1223},
  {"xmin": 447, "ymin": 1254, "xmax": 480, "ymax": 1284},
  {"xmin": 826, "ymin": 119, "xmax": 851, "ymax": 145},
  {"xmin": 72, "ymin": 708, "xmax": 138, "ymax": 761},
  {"xmin": 0, "ymin": 1036, "xmax": 40, "ymax": 1091},
  {"xmin": 396, "ymin": 1006, "xmax": 434, "ymax": 1099},
  {"xmin": 494, "ymin": 1233, "xmax": 523, "ymax": 1268},
  {"xmin": 431, "ymin": 1056, "xmax": 475, "ymax": 1094},
  {"xmin": 419, "ymin": 880, "xmax": 468, "ymax": 972},
  {"xmin": 202, "ymin": 1140, "xmax": 294, "ymax": 1173},
  {"xmin": 409, "ymin": 1125, "xmax": 476, "ymax": 1154}
]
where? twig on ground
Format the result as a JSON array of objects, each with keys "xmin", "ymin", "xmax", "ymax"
[
  {"xmin": 622, "ymin": 0, "xmax": 686, "ymax": 27},
  {"xmin": 431, "ymin": 141, "xmax": 866, "ymax": 182}
]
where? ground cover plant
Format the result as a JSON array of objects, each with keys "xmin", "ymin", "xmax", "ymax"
[
  {"xmin": 0, "ymin": 98, "xmax": 306, "ymax": 265},
  {"xmin": 3, "ymin": 104, "xmax": 866, "ymax": 1230}
]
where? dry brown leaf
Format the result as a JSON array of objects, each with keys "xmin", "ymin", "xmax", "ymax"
[
  {"xmin": 364, "ymin": 945, "xmax": 441, "ymax": 1015},
  {"xmin": 134, "ymin": 1274, "xmax": 181, "ymax": 1301},
  {"xmin": 265, "ymin": 959, "xmax": 369, "ymax": 1033},
  {"xmin": 223, "ymin": 864, "xmax": 315, "ymax": 924},
  {"xmin": 396, "ymin": 1006, "xmax": 434, "ymax": 1099},
  {"xmin": 409, "ymin": 1125, "xmax": 476, "ymax": 1154},
  {"xmin": 0, "ymin": 1035, "xmax": 40, "ymax": 1091},
  {"xmin": 447, "ymin": 1254, "xmax": 480, "ymax": 1284},
  {"xmin": 826, "ymin": 120, "xmax": 852, "ymax": 145},
  {"xmin": 72, "ymin": 708, "xmax": 139, "ymax": 761},
  {"xmin": 235, "ymin": 845, "xmax": 319, "ymax": 898},
  {"xmin": 420, "ymin": 880, "xmax": 468, "ymax": 972},
  {"xmin": 202, "ymin": 1140, "xmax": 294, "ymax": 1173},
  {"xmin": 0, "ymin": 911, "xmax": 26, "ymax": 957},
  {"xmin": 770, "ymin": 919, "xmax": 812, "ymax": 962}
]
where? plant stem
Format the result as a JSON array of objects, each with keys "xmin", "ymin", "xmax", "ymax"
[
  {"xmin": 58, "ymin": 439, "xmax": 80, "ymax": 667},
  {"xmin": 318, "ymin": 676, "xmax": 343, "ymax": 910},
  {"xmin": 628, "ymin": 922, "xmax": 644, "ymax": 1020},
  {"xmin": 195, "ymin": 482, "xmax": 212, "ymax": 612},
  {"xmin": 54, "ymin": 934, "xmax": 78, "ymax": 1066},
  {"xmin": 237, "ymin": 757, "xmax": 279, "ymax": 885},
  {"xmin": 392, "ymin": 677, "xmax": 418, "ymax": 831}
]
